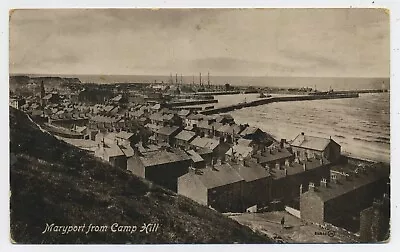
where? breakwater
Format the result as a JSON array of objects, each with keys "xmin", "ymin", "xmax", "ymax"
[
  {"xmin": 200, "ymin": 93, "xmax": 359, "ymax": 115},
  {"xmin": 165, "ymin": 99, "xmax": 218, "ymax": 108},
  {"xmin": 191, "ymin": 91, "xmax": 240, "ymax": 96}
]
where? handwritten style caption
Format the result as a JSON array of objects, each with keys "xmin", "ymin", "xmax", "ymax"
[{"xmin": 42, "ymin": 223, "xmax": 160, "ymax": 235}]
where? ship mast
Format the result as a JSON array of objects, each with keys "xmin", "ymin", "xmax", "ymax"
[{"xmin": 199, "ymin": 72, "xmax": 202, "ymax": 86}]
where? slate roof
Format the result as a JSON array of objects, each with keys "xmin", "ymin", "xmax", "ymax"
[
  {"xmin": 191, "ymin": 137, "xmax": 220, "ymax": 151},
  {"xmin": 177, "ymin": 109, "xmax": 191, "ymax": 117},
  {"xmin": 187, "ymin": 113, "xmax": 204, "ymax": 121},
  {"xmin": 237, "ymin": 138, "xmax": 254, "ymax": 147},
  {"xmin": 116, "ymin": 131, "xmax": 134, "ymax": 139},
  {"xmin": 231, "ymin": 161, "xmax": 270, "ymax": 182},
  {"xmin": 195, "ymin": 147, "xmax": 213, "ymax": 156},
  {"xmin": 151, "ymin": 104, "xmax": 161, "ymax": 110},
  {"xmin": 120, "ymin": 145, "xmax": 135, "ymax": 157},
  {"xmin": 239, "ymin": 126, "xmax": 261, "ymax": 136},
  {"xmin": 211, "ymin": 122, "xmax": 224, "ymax": 131},
  {"xmin": 215, "ymin": 114, "xmax": 234, "ymax": 123},
  {"xmin": 230, "ymin": 124, "xmax": 245, "ymax": 135},
  {"xmin": 156, "ymin": 126, "xmax": 180, "ymax": 136},
  {"xmin": 215, "ymin": 123, "xmax": 243, "ymax": 135},
  {"xmin": 42, "ymin": 94, "xmax": 53, "ymax": 100},
  {"xmin": 129, "ymin": 110, "xmax": 145, "ymax": 118},
  {"xmin": 187, "ymin": 149, "xmax": 204, "ymax": 163},
  {"xmin": 191, "ymin": 137, "xmax": 210, "ymax": 148},
  {"xmin": 291, "ymin": 133, "xmax": 339, "ymax": 151},
  {"xmin": 111, "ymin": 94, "xmax": 123, "ymax": 102},
  {"xmin": 104, "ymin": 105, "xmax": 115, "ymax": 112},
  {"xmin": 140, "ymin": 149, "xmax": 190, "ymax": 167},
  {"xmin": 104, "ymin": 144, "xmax": 125, "ymax": 157},
  {"xmin": 149, "ymin": 112, "xmax": 164, "ymax": 121},
  {"xmin": 184, "ymin": 125, "xmax": 194, "ymax": 131},
  {"xmin": 256, "ymin": 148, "xmax": 293, "ymax": 164},
  {"xmin": 145, "ymin": 123, "xmax": 162, "ymax": 132},
  {"xmin": 197, "ymin": 120, "xmax": 213, "ymax": 130},
  {"xmin": 307, "ymin": 164, "xmax": 389, "ymax": 202},
  {"xmin": 90, "ymin": 115, "xmax": 120, "ymax": 123},
  {"xmin": 174, "ymin": 130, "xmax": 196, "ymax": 142},
  {"xmin": 162, "ymin": 113, "xmax": 175, "ymax": 121},
  {"xmin": 96, "ymin": 132, "xmax": 117, "ymax": 142},
  {"xmin": 134, "ymin": 142, "xmax": 162, "ymax": 155},
  {"xmin": 268, "ymin": 157, "xmax": 330, "ymax": 180},
  {"xmin": 195, "ymin": 163, "xmax": 244, "ymax": 189},
  {"xmin": 216, "ymin": 124, "xmax": 233, "ymax": 134},
  {"xmin": 226, "ymin": 145, "xmax": 253, "ymax": 158},
  {"xmin": 74, "ymin": 126, "xmax": 87, "ymax": 133},
  {"xmin": 287, "ymin": 157, "xmax": 329, "ymax": 176}
]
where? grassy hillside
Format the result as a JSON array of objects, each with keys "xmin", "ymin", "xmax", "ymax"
[{"xmin": 9, "ymin": 107, "xmax": 272, "ymax": 244}]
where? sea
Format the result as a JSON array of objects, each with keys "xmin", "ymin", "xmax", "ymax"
[{"xmin": 215, "ymin": 92, "xmax": 390, "ymax": 163}]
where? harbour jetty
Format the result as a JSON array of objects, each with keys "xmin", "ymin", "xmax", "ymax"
[
  {"xmin": 200, "ymin": 93, "xmax": 359, "ymax": 115},
  {"xmin": 165, "ymin": 99, "xmax": 218, "ymax": 108},
  {"xmin": 190, "ymin": 91, "xmax": 240, "ymax": 96}
]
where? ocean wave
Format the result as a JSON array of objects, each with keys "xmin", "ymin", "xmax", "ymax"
[
  {"xmin": 352, "ymin": 137, "xmax": 390, "ymax": 145},
  {"xmin": 334, "ymin": 134, "xmax": 346, "ymax": 139}
]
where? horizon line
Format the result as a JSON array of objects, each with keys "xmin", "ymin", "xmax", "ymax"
[{"xmin": 9, "ymin": 73, "xmax": 390, "ymax": 79}]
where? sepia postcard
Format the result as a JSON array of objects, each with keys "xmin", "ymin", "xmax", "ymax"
[{"xmin": 8, "ymin": 8, "xmax": 390, "ymax": 244}]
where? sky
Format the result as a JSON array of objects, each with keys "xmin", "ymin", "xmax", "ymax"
[{"xmin": 9, "ymin": 8, "xmax": 390, "ymax": 77}]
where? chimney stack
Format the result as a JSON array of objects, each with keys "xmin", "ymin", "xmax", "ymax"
[
  {"xmin": 321, "ymin": 178, "xmax": 327, "ymax": 188},
  {"xmin": 101, "ymin": 136, "xmax": 106, "ymax": 148},
  {"xmin": 372, "ymin": 198, "xmax": 383, "ymax": 210},
  {"xmin": 280, "ymin": 139, "xmax": 285, "ymax": 149},
  {"xmin": 300, "ymin": 184, "xmax": 303, "ymax": 195},
  {"xmin": 309, "ymin": 182, "xmax": 315, "ymax": 192},
  {"xmin": 303, "ymin": 162, "xmax": 306, "ymax": 171},
  {"xmin": 262, "ymin": 149, "xmax": 267, "ymax": 156},
  {"xmin": 359, "ymin": 166, "xmax": 366, "ymax": 174},
  {"xmin": 284, "ymin": 159, "xmax": 290, "ymax": 167},
  {"xmin": 330, "ymin": 173, "xmax": 337, "ymax": 184},
  {"xmin": 265, "ymin": 164, "xmax": 270, "ymax": 173}
]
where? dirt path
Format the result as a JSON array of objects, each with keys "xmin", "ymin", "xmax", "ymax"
[{"xmin": 229, "ymin": 211, "xmax": 360, "ymax": 243}]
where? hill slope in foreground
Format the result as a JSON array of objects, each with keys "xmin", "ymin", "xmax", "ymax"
[{"xmin": 9, "ymin": 107, "xmax": 272, "ymax": 244}]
